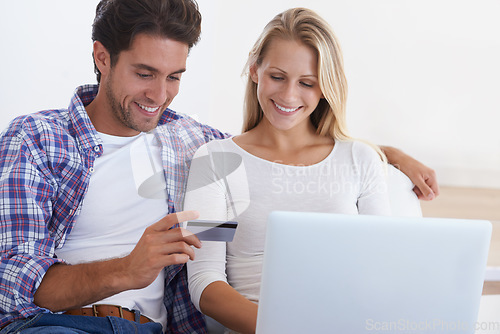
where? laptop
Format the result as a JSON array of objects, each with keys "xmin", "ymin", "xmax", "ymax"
[{"xmin": 256, "ymin": 211, "xmax": 492, "ymax": 333}]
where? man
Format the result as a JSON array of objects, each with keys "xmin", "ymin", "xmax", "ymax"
[
  {"xmin": 0, "ymin": 0, "xmax": 220, "ymax": 333},
  {"xmin": 0, "ymin": 0, "xmax": 438, "ymax": 333}
]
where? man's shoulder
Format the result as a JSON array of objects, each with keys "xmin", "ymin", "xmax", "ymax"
[
  {"xmin": 158, "ymin": 109, "xmax": 205, "ymax": 130},
  {"xmin": 0, "ymin": 109, "xmax": 78, "ymax": 156},
  {"xmin": 3, "ymin": 109, "xmax": 71, "ymax": 139},
  {"xmin": 158, "ymin": 109, "xmax": 197, "ymax": 129},
  {"xmin": 157, "ymin": 109, "xmax": 228, "ymax": 142},
  {"xmin": 2, "ymin": 84, "xmax": 97, "ymax": 138}
]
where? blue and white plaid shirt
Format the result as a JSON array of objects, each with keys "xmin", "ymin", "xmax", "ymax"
[{"xmin": 0, "ymin": 84, "xmax": 227, "ymax": 332}]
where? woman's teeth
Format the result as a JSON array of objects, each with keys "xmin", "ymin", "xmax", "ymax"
[
  {"xmin": 137, "ymin": 103, "xmax": 160, "ymax": 113},
  {"xmin": 274, "ymin": 101, "xmax": 299, "ymax": 113}
]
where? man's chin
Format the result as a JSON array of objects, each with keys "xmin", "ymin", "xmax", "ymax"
[{"xmin": 133, "ymin": 118, "xmax": 162, "ymax": 133}]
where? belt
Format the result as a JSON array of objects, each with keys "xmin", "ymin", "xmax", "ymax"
[{"xmin": 64, "ymin": 304, "xmax": 153, "ymax": 324}]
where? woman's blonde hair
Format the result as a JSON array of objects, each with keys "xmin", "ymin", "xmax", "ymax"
[
  {"xmin": 243, "ymin": 7, "xmax": 348, "ymax": 139},
  {"xmin": 242, "ymin": 7, "xmax": 386, "ymax": 161}
]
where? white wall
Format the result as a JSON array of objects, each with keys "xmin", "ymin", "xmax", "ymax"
[
  {"xmin": 0, "ymin": 1, "xmax": 97, "ymax": 121},
  {"xmin": 1, "ymin": 1, "xmax": 499, "ymax": 188}
]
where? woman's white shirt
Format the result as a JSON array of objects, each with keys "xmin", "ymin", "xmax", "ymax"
[{"xmin": 183, "ymin": 137, "xmax": 390, "ymax": 311}]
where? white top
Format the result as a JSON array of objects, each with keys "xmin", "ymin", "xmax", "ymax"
[
  {"xmin": 183, "ymin": 138, "xmax": 390, "ymax": 311},
  {"xmin": 55, "ymin": 132, "xmax": 169, "ymax": 329}
]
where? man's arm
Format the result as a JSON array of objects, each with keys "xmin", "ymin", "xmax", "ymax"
[
  {"xmin": 34, "ymin": 211, "xmax": 201, "ymax": 312},
  {"xmin": 381, "ymin": 146, "xmax": 440, "ymax": 201}
]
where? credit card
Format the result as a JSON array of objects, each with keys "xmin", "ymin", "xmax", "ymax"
[{"xmin": 185, "ymin": 220, "xmax": 238, "ymax": 242}]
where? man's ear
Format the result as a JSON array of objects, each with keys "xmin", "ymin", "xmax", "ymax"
[
  {"xmin": 93, "ymin": 41, "xmax": 112, "ymax": 78},
  {"xmin": 249, "ymin": 64, "xmax": 259, "ymax": 84}
]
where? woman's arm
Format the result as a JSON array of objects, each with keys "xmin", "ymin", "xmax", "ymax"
[
  {"xmin": 200, "ymin": 281, "xmax": 258, "ymax": 334},
  {"xmin": 187, "ymin": 241, "xmax": 258, "ymax": 334},
  {"xmin": 184, "ymin": 142, "xmax": 257, "ymax": 333},
  {"xmin": 380, "ymin": 146, "xmax": 439, "ymax": 201},
  {"xmin": 354, "ymin": 142, "xmax": 391, "ymax": 215}
]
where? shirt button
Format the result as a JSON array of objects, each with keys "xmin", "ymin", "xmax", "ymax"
[
  {"xmin": 89, "ymin": 167, "xmax": 95, "ymax": 173},
  {"xmin": 94, "ymin": 146, "xmax": 100, "ymax": 152}
]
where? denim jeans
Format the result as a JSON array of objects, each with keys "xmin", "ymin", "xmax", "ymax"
[{"xmin": 0, "ymin": 313, "xmax": 162, "ymax": 334}]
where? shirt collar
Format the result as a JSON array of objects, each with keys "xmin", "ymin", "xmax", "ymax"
[{"xmin": 67, "ymin": 84, "xmax": 103, "ymax": 154}]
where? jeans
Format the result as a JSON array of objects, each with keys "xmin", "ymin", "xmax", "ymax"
[{"xmin": 0, "ymin": 313, "xmax": 162, "ymax": 334}]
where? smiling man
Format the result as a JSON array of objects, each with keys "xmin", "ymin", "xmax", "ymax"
[
  {"xmin": 87, "ymin": 35, "xmax": 189, "ymax": 136},
  {"xmin": 0, "ymin": 0, "xmax": 225, "ymax": 333}
]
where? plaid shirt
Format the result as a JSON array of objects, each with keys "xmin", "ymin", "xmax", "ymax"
[{"xmin": 0, "ymin": 84, "xmax": 227, "ymax": 332}]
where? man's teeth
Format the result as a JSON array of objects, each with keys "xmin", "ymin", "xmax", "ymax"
[
  {"xmin": 274, "ymin": 102, "xmax": 299, "ymax": 113},
  {"xmin": 137, "ymin": 103, "xmax": 160, "ymax": 113}
]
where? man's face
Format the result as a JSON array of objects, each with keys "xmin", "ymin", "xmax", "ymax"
[{"xmin": 98, "ymin": 33, "xmax": 189, "ymax": 136}]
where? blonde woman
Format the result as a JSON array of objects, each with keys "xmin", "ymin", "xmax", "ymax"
[{"xmin": 184, "ymin": 8, "xmax": 432, "ymax": 333}]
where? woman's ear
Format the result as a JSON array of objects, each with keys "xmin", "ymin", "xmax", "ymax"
[
  {"xmin": 93, "ymin": 41, "xmax": 112, "ymax": 79},
  {"xmin": 249, "ymin": 64, "xmax": 259, "ymax": 84}
]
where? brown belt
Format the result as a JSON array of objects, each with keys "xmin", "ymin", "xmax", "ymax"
[{"xmin": 64, "ymin": 304, "xmax": 153, "ymax": 324}]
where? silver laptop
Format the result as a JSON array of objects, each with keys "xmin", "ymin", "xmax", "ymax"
[{"xmin": 256, "ymin": 211, "xmax": 491, "ymax": 333}]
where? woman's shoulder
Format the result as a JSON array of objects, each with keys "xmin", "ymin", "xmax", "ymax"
[
  {"xmin": 334, "ymin": 139, "xmax": 382, "ymax": 162},
  {"xmin": 191, "ymin": 137, "xmax": 238, "ymax": 158},
  {"xmin": 199, "ymin": 137, "xmax": 236, "ymax": 150}
]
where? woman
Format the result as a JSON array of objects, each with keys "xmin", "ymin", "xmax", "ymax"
[{"xmin": 184, "ymin": 8, "xmax": 417, "ymax": 333}]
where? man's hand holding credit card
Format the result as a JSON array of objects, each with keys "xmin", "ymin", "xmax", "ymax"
[{"xmin": 184, "ymin": 220, "xmax": 238, "ymax": 242}]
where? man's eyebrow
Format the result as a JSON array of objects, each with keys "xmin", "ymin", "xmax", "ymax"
[{"xmin": 132, "ymin": 63, "xmax": 186, "ymax": 75}]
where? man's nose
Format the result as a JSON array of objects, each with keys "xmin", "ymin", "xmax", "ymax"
[{"xmin": 146, "ymin": 80, "xmax": 168, "ymax": 105}]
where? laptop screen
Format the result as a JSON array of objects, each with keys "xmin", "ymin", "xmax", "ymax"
[{"xmin": 256, "ymin": 212, "xmax": 491, "ymax": 333}]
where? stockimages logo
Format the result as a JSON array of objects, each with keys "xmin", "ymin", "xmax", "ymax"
[
  {"xmin": 138, "ymin": 171, "xmax": 167, "ymax": 199},
  {"xmin": 130, "ymin": 135, "xmax": 248, "ymax": 241},
  {"xmin": 184, "ymin": 152, "xmax": 249, "ymax": 242},
  {"xmin": 185, "ymin": 151, "xmax": 244, "ymax": 218},
  {"xmin": 130, "ymin": 133, "xmax": 168, "ymax": 200},
  {"xmin": 183, "ymin": 151, "xmax": 248, "ymax": 242}
]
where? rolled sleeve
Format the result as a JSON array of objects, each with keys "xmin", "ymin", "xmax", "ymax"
[{"xmin": 1, "ymin": 252, "xmax": 62, "ymax": 318}]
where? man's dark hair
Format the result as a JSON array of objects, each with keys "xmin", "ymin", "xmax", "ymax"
[{"xmin": 92, "ymin": 0, "xmax": 202, "ymax": 83}]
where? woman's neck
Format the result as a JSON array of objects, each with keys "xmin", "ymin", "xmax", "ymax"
[
  {"xmin": 234, "ymin": 119, "xmax": 334, "ymax": 166},
  {"xmin": 250, "ymin": 119, "xmax": 320, "ymax": 150}
]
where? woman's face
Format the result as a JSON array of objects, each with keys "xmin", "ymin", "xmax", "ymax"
[{"xmin": 251, "ymin": 38, "xmax": 323, "ymax": 132}]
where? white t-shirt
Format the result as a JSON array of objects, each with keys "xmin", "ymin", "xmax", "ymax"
[
  {"xmin": 183, "ymin": 138, "xmax": 390, "ymax": 311},
  {"xmin": 55, "ymin": 131, "xmax": 169, "ymax": 328}
]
